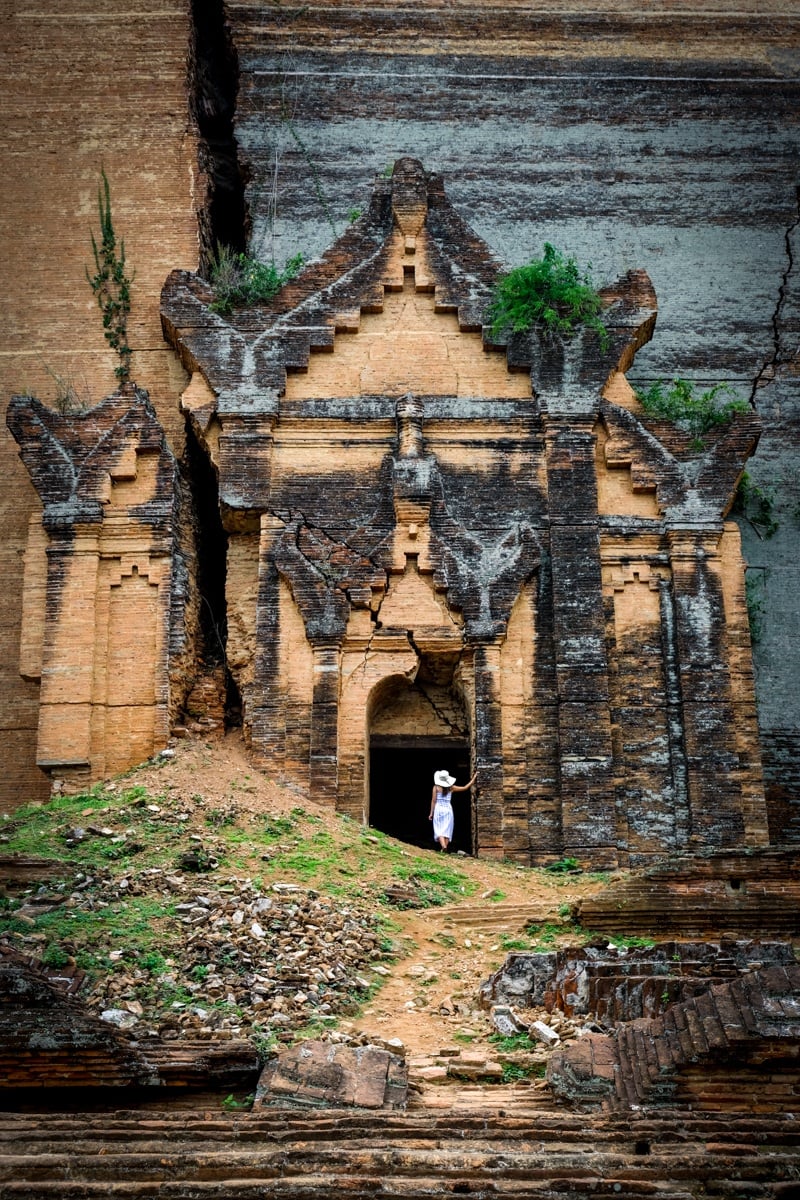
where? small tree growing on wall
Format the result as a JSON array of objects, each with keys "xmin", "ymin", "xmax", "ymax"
[
  {"xmin": 488, "ymin": 243, "xmax": 608, "ymax": 348},
  {"xmin": 86, "ymin": 169, "xmax": 134, "ymax": 383}
]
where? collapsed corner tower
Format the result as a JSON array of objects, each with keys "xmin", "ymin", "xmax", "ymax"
[{"xmin": 3, "ymin": 153, "xmax": 748, "ymax": 867}]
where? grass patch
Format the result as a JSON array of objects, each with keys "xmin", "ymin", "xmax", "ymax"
[
  {"xmin": 522, "ymin": 921, "xmax": 656, "ymax": 953},
  {"xmin": 501, "ymin": 1061, "xmax": 546, "ymax": 1083},
  {"xmin": 498, "ymin": 934, "xmax": 532, "ymax": 951},
  {"xmin": 395, "ymin": 858, "xmax": 476, "ymax": 907},
  {"xmin": 489, "ymin": 1031, "xmax": 536, "ymax": 1053},
  {"xmin": 1, "ymin": 894, "xmax": 179, "ymax": 984},
  {"xmin": 543, "ymin": 857, "xmax": 581, "ymax": 874},
  {"xmin": 523, "ymin": 922, "xmax": 563, "ymax": 949}
]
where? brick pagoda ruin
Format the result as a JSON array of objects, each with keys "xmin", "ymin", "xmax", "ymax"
[{"xmin": 9, "ymin": 159, "xmax": 766, "ymax": 868}]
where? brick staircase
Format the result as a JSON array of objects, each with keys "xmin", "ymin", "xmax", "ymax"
[
  {"xmin": 0, "ymin": 1101, "xmax": 798, "ymax": 1197},
  {"xmin": 435, "ymin": 900, "xmax": 558, "ymax": 933},
  {"xmin": 549, "ymin": 964, "xmax": 800, "ymax": 1115}
]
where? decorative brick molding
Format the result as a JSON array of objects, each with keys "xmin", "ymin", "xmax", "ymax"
[
  {"xmin": 6, "ymin": 385, "xmax": 183, "ymax": 786},
  {"xmin": 159, "ymin": 158, "xmax": 766, "ymax": 865}
]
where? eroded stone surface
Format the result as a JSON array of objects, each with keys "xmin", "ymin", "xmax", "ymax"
[
  {"xmin": 255, "ymin": 1040, "xmax": 408, "ymax": 1110},
  {"xmin": 6, "ymin": 385, "xmax": 185, "ymax": 786},
  {"xmin": 482, "ymin": 938, "xmax": 796, "ymax": 1025},
  {"xmin": 548, "ymin": 963, "xmax": 800, "ymax": 1112},
  {"xmin": 159, "ymin": 160, "xmax": 765, "ymax": 867}
]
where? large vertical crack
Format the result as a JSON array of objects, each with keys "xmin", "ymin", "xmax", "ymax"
[
  {"xmin": 189, "ymin": 0, "xmax": 248, "ymax": 267},
  {"xmin": 749, "ymin": 186, "xmax": 800, "ymax": 406}
]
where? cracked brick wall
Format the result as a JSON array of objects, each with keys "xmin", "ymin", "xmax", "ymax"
[
  {"xmin": 160, "ymin": 159, "xmax": 766, "ymax": 866},
  {"xmin": 224, "ymin": 0, "xmax": 800, "ymax": 843},
  {"xmin": 2, "ymin": 1, "xmax": 799, "ymax": 832}
]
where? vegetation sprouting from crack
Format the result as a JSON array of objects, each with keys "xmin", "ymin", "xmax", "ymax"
[
  {"xmin": 208, "ymin": 244, "xmax": 304, "ymax": 314},
  {"xmin": 634, "ymin": 377, "xmax": 749, "ymax": 450},
  {"xmin": 86, "ymin": 169, "xmax": 134, "ymax": 383}
]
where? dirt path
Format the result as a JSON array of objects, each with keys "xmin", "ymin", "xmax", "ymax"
[{"xmin": 131, "ymin": 731, "xmax": 614, "ymax": 1059}]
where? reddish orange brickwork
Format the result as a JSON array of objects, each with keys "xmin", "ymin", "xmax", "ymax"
[
  {"xmin": 159, "ymin": 160, "xmax": 766, "ymax": 866},
  {"xmin": 0, "ymin": 0, "xmax": 198, "ymax": 810}
]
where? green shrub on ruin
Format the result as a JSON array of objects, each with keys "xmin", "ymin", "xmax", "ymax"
[
  {"xmin": 209, "ymin": 244, "xmax": 303, "ymax": 314},
  {"xmin": 635, "ymin": 377, "xmax": 749, "ymax": 448},
  {"xmin": 489, "ymin": 243, "xmax": 608, "ymax": 348}
]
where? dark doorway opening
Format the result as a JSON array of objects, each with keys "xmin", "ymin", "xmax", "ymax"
[{"xmin": 369, "ymin": 740, "xmax": 472, "ymax": 854}]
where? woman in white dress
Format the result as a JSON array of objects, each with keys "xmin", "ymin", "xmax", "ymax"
[{"xmin": 429, "ymin": 769, "xmax": 477, "ymax": 851}]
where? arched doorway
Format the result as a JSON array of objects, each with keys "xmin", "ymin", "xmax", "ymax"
[
  {"xmin": 367, "ymin": 667, "xmax": 473, "ymax": 853},
  {"xmin": 370, "ymin": 738, "xmax": 472, "ymax": 852}
]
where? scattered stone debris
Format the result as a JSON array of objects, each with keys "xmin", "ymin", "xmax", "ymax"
[
  {"xmin": 0, "ymin": 945, "xmax": 259, "ymax": 1091},
  {"xmin": 489, "ymin": 1004, "xmax": 530, "ymax": 1036},
  {"xmin": 529, "ymin": 1019, "xmax": 560, "ymax": 1047},
  {"xmin": 1, "ymin": 871, "xmax": 391, "ymax": 1044}
]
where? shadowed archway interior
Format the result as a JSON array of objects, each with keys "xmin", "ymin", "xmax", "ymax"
[{"xmin": 369, "ymin": 740, "xmax": 472, "ymax": 853}]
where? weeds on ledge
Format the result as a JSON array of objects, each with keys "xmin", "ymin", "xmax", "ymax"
[
  {"xmin": 544, "ymin": 856, "xmax": 581, "ymax": 874},
  {"xmin": 86, "ymin": 170, "xmax": 134, "ymax": 383},
  {"xmin": 733, "ymin": 471, "xmax": 779, "ymax": 539},
  {"xmin": 209, "ymin": 244, "xmax": 303, "ymax": 314},
  {"xmin": 489, "ymin": 243, "xmax": 608, "ymax": 348},
  {"xmin": 635, "ymin": 377, "xmax": 749, "ymax": 449}
]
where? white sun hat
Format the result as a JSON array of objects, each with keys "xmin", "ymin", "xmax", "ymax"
[{"xmin": 434, "ymin": 770, "xmax": 456, "ymax": 788}]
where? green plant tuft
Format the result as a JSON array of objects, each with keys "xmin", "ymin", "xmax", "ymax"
[
  {"xmin": 544, "ymin": 857, "xmax": 581, "ymax": 874},
  {"xmin": 209, "ymin": 245, "xmax": 303, "ymax": 314},
  {"xmin": 41, "ymin": 943, "xmax": 70, "ymax": 968},
  {"xmin": 733, "ymin": 471, "xmax": 779, "ymax": 539},
  {"xmin": 489, "ymin": 1031, "xmax": 535, "ymax": 1053},
  {"xmin": 635, "ymin": 377, "xmax": 749, "ymax": 449},
  {"xmin": 86, "ymin": 170, "xmax": 134, "ymax": 383},
  {"xmin": 488, "ymin": 243, "xmax": 608, "ymax": 348},
  {"xmin": 498, "ymin": 934, "xmax": 531, "ymax": 951},
  {"xmin": 501, "ymin": 1061, "xmax": 545, "ymax": 1083},
  {"xmin": 222, "ymin": 1092, "xmax": 254, "ymax": 1111}
]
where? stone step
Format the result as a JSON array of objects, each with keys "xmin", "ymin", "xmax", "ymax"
[
  {"xmin": 0, "ymin": 1107, "xmax": 797, "ymax": 1144},
  {"xmin": 0, "ymin": 1185, "xmax": 700, "ymax": 1200},
  {"xmin": 434, "ymin": 902, "xmax": 557, "ymax": 931},
  {"xmin": 2, "ymin": 1123, "xmax": 798, "ymax": 1179}
]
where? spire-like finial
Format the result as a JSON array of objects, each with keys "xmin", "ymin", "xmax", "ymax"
[
  {"xmin": 396, "ymin": 394, "xmax": 424, "ymax": 458},
  {"xmin": 390, "ymin": 158, "xmax": 428, "ymax": 237}
]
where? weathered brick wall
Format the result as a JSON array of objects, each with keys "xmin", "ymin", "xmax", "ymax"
[
  {"xmin": 3, "ymin": 0, "xmax": 799, "ymax": 825},
  {"xmin": 227, "ymin": 0, "xmax": 800, "ymax": 835},
  {"xmin": 0, "ymin": 0, "xmax": 199, "ymax": 809},
  {"xmin": 160, "ymin": 156, "xmax": 765, "ymax": 864}
]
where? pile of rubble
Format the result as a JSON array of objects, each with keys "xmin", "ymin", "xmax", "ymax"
[{"xmin": 5, "ymin": 870, "xmax": 392, "ymax": 1044}]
